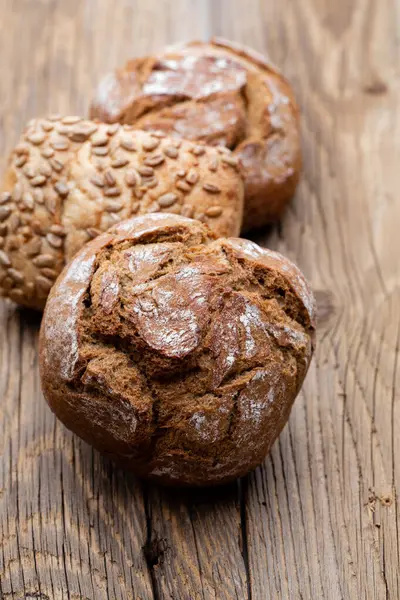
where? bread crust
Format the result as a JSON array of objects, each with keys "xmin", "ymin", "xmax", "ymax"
[
  {"xmin": 90, "ymin": 38, "xmax": 301, "ymax": 230},
  {"xmin": 39, "ymin": 214, "xmax": 315, "ymax": 486},
  {"xmin": 0, "ymin": 118, "xmax": 243, "ymax": 309}
]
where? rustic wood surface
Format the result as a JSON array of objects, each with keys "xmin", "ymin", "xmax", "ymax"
[{"xmin": 0, "ymin": 0, "xmax": 399, "ymax": 598}]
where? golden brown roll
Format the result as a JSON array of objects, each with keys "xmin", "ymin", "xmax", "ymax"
[{"xmin": 0, "ymin": 117, "xmax": 243, "ymax": 310}]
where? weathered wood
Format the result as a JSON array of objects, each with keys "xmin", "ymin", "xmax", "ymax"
[{"xmin": 1, "ymin": 0, "xmax": 400, "ymax": 598}]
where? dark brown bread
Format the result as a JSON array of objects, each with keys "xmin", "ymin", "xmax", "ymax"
[
  {"xmin": 39, "ymin": 214, "xmax": 315, "ymax": 486},
  {"xmin": 0, "ymin": 117, "xmax": 243, "ymax": 310},
  {"xmin": 90, "ymin": 38, "xmax": 301, "ymax": 231}
]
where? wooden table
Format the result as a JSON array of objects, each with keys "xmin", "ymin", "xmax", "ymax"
[{"xmin": 1, "ymin": 0, "xmax": 399, "ymax": 598}]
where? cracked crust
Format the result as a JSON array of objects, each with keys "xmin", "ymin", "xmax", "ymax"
[
  {"xmin": 39, "ymin": 214, "xmax": 315, "ymax": 486},
  {"xmin": 0, "ymin": 117, "xmax": 243, "ymax": 310},
  {"xmin": 90, "ymin": 37, "xmax": 301, "ymax": 230}
]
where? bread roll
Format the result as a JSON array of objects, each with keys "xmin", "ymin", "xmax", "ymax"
[
  {"xmin": 39, "ymin": 213, "xmax": 315, "ymax": 486},
  {"xmin": 90, "ymin": 38, "xmax": 301, "ymax": 231},
  {"xmin": 0, "ymin": 117, "xmax": 243, "ymax": 309}
]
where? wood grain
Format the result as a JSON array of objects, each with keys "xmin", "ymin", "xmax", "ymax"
[{"xmin": 0, "ymin": 0, "xmax": 399, "ymax": 598}]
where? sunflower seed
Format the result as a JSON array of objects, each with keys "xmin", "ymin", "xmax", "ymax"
[
  {"xmin": 31, "ymin": 219, "xmax": 45, "ymax": 234},
  {"xmin": 138, "ymin": 166, "xmax": 154, "ymax": 177},
  {"xmin": 111, "ymin": 157, "xmax": 129, "ymax": 169},
  {"xmin": 142, "ymin": 137, "xmax": 160, "ymax": 152},
  {"xmin": 62, "ymin": 116, "xmax": 81, "ymax": 125},
  {"xmin": 15, "ymin": 143, "xmax": 30, "ymax": 155},
  {"xmin": 49, "ymin": 158, "xmax": 64, "ymax": 172},
  {"xmin": 41, "ymin": 147, "xmax": 55, "ymax": 158},
  {"xmin": 221, "ymin": 155, "xmax": 239, "ymax": 167},
  {"xmin": 9, "ymin": 289, "xmax": 25, "ymax": 303},
  {"xmin": 7, "ymin": 214, "xmax": 19, "ymax": 233},
  {"xmin": 152, "ymin": 131, "xmax": 166, "ymax": 139},
  {"xmin": 20, "ymin": 226, "xmax": 32, "ymax": 238},
  {"xmin": 91, "ymin": 133, "xmax": 109, "ymax": 147},
  {"xmin": 0, "ymin": 250, "xmax": 11, "ymax": 266},
  {"xmin": 41, "ymin": 122, "xmax": 54, "ymax": 132},
  {"xmin": 49, "ymin": 224, "xmax": 66, "ymax": 236},
  {"xmin": 104, "ymin": 171, "xmax": 116, "ymax": 187},
  {"xmin": 208, "ymin": 157, "xmax": 218, "ymax": 172},
  {"xmin": 15, "ymin": 155, "xmax": 28, "ymax": 168},
  {"xmin": 51, "ymin": 139, "xmax": 69, "ymax": 151},
  {"xmin": 90, "ymin": 174, "xmax": 105, "ymax": 188},
  {"xmin": 104, "ymin": 187, "xmax": 121, "ymax": 197},
  {"xmin": 143, "ymin": 177, "xmax": 158, "ymax": 189},
  {"xmin": 25, "ymin": 238, "xmax": 42, "ymax": 257},
  {"xmin": 0, "ymin": 192, "xmax": 11, "ymax": 205},
  {"xmin": 31, "ymin": 175, "xmax": 47, "ymax": 187},
  {"xmin": 8, "ymin": 268, "xmax": 24, "ymax": 283},
  {"xmin": 0, "ymin": 206, "xmax": 11, "ymax": 221},
  {"xmin": 191, "ymin": 145, "xmax": 205, "ymax": 156},
  {"xmin": 176, "ymin": 180, "xmax": 191, "ymax": 193},
  {"xmin": 120, "ymin": 137, "xmax": 136, "ymax": 152},
  {"xmin": 41, "ymin": 268, "xmax": 57, "ymax": 279},
  {"xmin": 107, "ymin": 124, "xmax": 120, "ymax": 136},
  {"xmin": 56, "ymin": 125, "xmax": 70, "ymax": 136},
  {"xmin": 203, "ymin": 183, "xmax": 221, "ymax": 194},
  {"xmin": 7, "ymin": 235, "xmax": 19, "ymax": 250},
  {"xmin": 69, "ymin": 130, "xmax": 89, "ymax": 143},
  {"xmin": 144, "ymin": 154, "xmax": 165, "ymax": 167},
  {"xmin": 181, "ymin": 206, "xmax": 194, "ymax": 218},
  {"xmin": 54, "ymin": 182, "xmax": 69, "ymax": 198},
  {"xmin": 46, "ymin": 233, "xmax": 63, "ymax": 248},
  {"xmin": 35, "ymin": 275, "xmax": 53, "ymax": 294},
  {"xmin": 205, "ymin": 206, "xmax": 223, "ymax": 218},
  {"xmin": 86, "ymin": 228, "xmax": 101, "ymax": 239},
  {"xmin": 92, "ymin": 146, "xmax": 109, "ymax": 156},
  {"xmin": 104, "ymin": 200, "xmax": 123, "ymax": 212},
  {"xmin": 28, "ymin": 132, "xmax": 46, "ymax": 145},
  {"xmin": 158, "ymin": 193, "xmax": 178, "ymax": 208},
  {"xmin": 186, "ymin": 170, "xmax": 199, "ymax": 185},
  {"xmin": 39, "ymin": 162, "xmax": 52, "ymax": 178},
  {"xmin": 163, "ymin": 145, "xmax": 179, "ymax": 159},
  {"xmin": 125, "ymin": 170, "xmax": 139, "ymax": 187},
  {"xmin": 22, "ymin": 192, "xmax": 34, "ymax": 210},
  {"xmin": 33, "ymin": 189, "xmax": 45, "ymax": 204},
  {"xmin": 33, "ymin": 254, "xmax": 55, "ymax": 268}
]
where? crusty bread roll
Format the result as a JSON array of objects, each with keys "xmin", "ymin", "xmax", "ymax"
[
  {"xmin": 90, "ymin": 38, "xmax": 301, "ymax": 231},
  {"xmin": 39, "ymin": 214, "xmax": 315, "ymax": 486},
  {"xmin": 0, "ymin": 117, "xmax": 243, "ymax": 310}
]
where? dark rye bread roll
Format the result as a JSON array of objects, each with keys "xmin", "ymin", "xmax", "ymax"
[
  {"xmin": 39, "ymin": 214, "xmax": 316, "ymax": 486},
  {"xmin": 90, "ymin": 37, "xmax": 301, "ymax": 231},
  {"xmin": 0, "ymin": 117, "xmax": 243, "ymax": 310}
]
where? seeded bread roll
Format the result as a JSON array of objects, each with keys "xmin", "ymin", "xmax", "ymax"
[
  {"xmin": 39, "ymin": 213, "xmax": 315, "ymax": 486},
  {"xmin": 0, "ymin": 117, "xmax": 243, "ymax": 310},
  {"xmin": 90, "ymin": 37, "xmax": 301, "ymax": 231}
]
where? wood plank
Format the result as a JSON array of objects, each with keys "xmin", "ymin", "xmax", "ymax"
[
  {"xmin": 1, "ymin": 0, "xmax": 400, "ymax": 599},
  {"xmin": 215, "ymin": 0, "xmax": 400, "ymax": 598}
]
